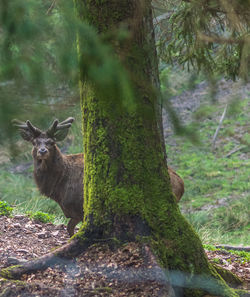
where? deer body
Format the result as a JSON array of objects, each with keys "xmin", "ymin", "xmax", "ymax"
[
  {"xmin": 32, "ymin": 144, "xmax": 84, "ymax": 236},
  {"xmin": 14, "ymin": 117, "xmax": 184, "ymax": 237},
  {"xmin": 168, "ymin": 166, "xmax": 184, "ymax": 202}
]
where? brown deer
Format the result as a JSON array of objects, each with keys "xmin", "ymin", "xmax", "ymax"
[{"xmin": 13, "ymin": 117, "xmax": 184, "ymax": 237}]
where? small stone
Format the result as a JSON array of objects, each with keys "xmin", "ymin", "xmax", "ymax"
[
  {"xmin": 13, "ymin": 223, "xmax": 21, "ymax": 228},
  {"xmin": 37, "ymin": 232, "xmax": 46, "ymax": 239},
  {"xmin": 34, "ymin": 224, "xmax": 43, "ymax": 229},
  {"xmin": 37, "ymin": 231, "xmax": 51, "ymax": 238},
  {"xmin": 52, "ymin": 230, "xmax": 59, "ymax": 236},
  {"xmin": 14, "ymin": 215, "xmax": 25, "ymax": 220}
]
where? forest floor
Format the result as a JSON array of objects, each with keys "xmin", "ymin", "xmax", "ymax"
[{"xmin": 0, "ymin": 215, "xmax": 249, "ymax": 296}]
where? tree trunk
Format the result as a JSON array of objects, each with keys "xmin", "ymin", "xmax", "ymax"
[{"xmin": 75, "ymin": 1, "xmax": 238, "ymax": 296}]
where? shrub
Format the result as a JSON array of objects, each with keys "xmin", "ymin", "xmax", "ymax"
[
  {"xmin": 28, "ymin": 211, "xmax": 55, "ymax": 224},
  {"xmin": 0, "ymin": 200, "xmax": 13, "ymax": 216}
]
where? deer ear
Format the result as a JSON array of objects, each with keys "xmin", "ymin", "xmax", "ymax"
[
  {"xmin": 12, "ymin": 119, "xmax": 34, "ymax": 142},
  {"xmin": 20, "ymin": 130, "xmax": 35, "ymax": 142}
]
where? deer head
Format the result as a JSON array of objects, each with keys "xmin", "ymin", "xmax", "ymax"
[{"xmin": 13, "ymin": 117, "xmax": 74, "ymax": 161}]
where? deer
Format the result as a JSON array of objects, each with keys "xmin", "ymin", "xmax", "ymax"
[{"xmin": 13, "ymin": 117, "xmax": 184, "ymax": 237}]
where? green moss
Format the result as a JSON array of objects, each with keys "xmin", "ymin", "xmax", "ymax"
[
  {"xmin": 93, "ymin": 286, "xmax": 113, "ymax": 294},
  {"xmin": 213, "ymin": 264, "xmax": 242, "ymax": 287},
  {"xmin": 234, "ymin": 289, "xmax": 250, "ymax": 297},
  {"xmin": 0, "ymin": 279, "xmax": 29, "ymax": 297},
  {"xmin": 0, "ymin": 265, "xmax": 22, "ymax": 280},
  {"xmin": 0, "ymin": 278, "xmax": 25, "ymax": 285}
]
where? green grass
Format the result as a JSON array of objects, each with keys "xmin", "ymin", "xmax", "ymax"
[
  {"xmin": 167, "ymin": 98, "xmax": 250, "ymax": 245},
  {"xmin": 204, "ymin": 244, "xmax": 250, "ymax": 263},
  {"xmin": 0, "ymin": 169, "xmax": 66, "ymax": 224}
]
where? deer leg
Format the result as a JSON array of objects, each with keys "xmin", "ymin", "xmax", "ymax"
[{"xmin": 67, "ymin": 218, "xmax": 81, "ymax": 237}]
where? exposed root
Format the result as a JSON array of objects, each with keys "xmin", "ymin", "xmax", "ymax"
[
  {"xmin": 213, "ymin": 264, "xmax": 243, "ymax": 288},
  {"xmin": 0, "ymin": 238, "xmax": 89, "ymax": 280}
]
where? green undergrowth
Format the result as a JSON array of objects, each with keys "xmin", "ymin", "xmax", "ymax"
[
  {"xmin": 167, "ymin": 98, "xmax": 249, "ymax": 245},
  {"xmin": 0, "ymin": 170, "xmax": 66, "ymax": 225},
  {"xmin": 0, "ymin": 200, "xmax": 13, "ymax": 216},
  {"xmin": 26, "ymin": 211, "xmax": 55, "ymax": 224},
  {"xmin": 204, "ymin": 244, "xmax": 250, "ymax": 263}
]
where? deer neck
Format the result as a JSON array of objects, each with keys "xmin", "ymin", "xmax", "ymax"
[{"xmin": 33, "ymin": 145, "xmax": 66, "ymax": 202}]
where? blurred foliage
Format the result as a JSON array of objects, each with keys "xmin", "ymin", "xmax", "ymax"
[
  {"xmin": 1, "ymin": 0, "xmax": 249, "ymax": 143},
  {"xmin": 0, "ymin": 0, "xmax": 134, "ymax": 147},
  {"xmin": 155, "ymin": 0, "xmax": 250, "ymax": 81}
]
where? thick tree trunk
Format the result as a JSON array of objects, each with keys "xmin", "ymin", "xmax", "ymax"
[
  {"xmin": 75, "ymin": 1, "xmax": 238, "ymax": 297},
  {"xmin": 77, "ymin": 0, "xmax": 172, "ymax": 240}
]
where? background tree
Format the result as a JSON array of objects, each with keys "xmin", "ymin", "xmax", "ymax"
[{"xmin": 155, "ymin": 0, "xmax": 250, "ymax": 81}]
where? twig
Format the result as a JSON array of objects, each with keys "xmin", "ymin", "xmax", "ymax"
[
  {"xmin": 212, "ymin": 104, "xmax": 228, "ymax": 150},
  {"xmin": 46, "ymin": 0, "xmax": 56, "ymax": 15},
  {"xmin": 225, "ymin": 146, "xmax": 245, "ymax": 158}
]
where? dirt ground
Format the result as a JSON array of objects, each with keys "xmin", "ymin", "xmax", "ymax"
[{"xmin": 0, "ymin": 215, "xmax": 249, "ymax": 297}]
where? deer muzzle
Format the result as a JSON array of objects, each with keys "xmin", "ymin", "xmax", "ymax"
[{"xmin": 37, "ymin": 147, "xmax": 49, "ymax": 159}]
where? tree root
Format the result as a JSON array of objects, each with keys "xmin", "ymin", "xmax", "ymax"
[
  {"xmin": 213, "ymin": 264, "xmax": 243, "ymax": 288},
  {"xmin": 234, "ymin": 289, "xmax": 250, "ymax": 297},
  {"xmin": 215, "ymin": 245, "xmax": 250, "ymax": 252},
  {"xmin": 0, "ymin": 238, "xmax": 90, "ymax": 280},
  {"xmin": 0, "ymin": 233, "xmax": 241, "ymax": 297}
]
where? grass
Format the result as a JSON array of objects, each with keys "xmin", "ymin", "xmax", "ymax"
[
  {"xmin": 0, "ymin": 168, "xmax": 66, "ymax": 225},
  {"xmin": 167, "ymin": 98, "xmax": 250, "ymax": 245},
  {"xmin": 204, "ymin": 244, "xmax": 250, "ymax": 263}
]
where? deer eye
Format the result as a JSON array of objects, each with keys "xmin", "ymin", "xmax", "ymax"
[
  {"xmin": 45, "ymin": 139, "xmax": 54, "ymax": 145},
  {"xmin": 33, "ymin": 139, "xmax": 41, "ymax": 145}
]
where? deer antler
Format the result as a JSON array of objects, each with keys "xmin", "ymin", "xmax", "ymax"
[
  {"xmin": 12, "ymin": 119, "xmax": 42, "ymax": 141},
  {"xmin": 46, "ymin": 117, "xmax": 74, "ymax": 141}
]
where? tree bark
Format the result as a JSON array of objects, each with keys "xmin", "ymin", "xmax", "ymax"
[{"xmin": 75, "ymin": 1, "xmax": 238, "ymax": 296}]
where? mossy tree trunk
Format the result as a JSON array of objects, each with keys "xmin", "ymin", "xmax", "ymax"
[{"xmin": 74, "ymin": 1, "xmax": 238, "ymax": 297}]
